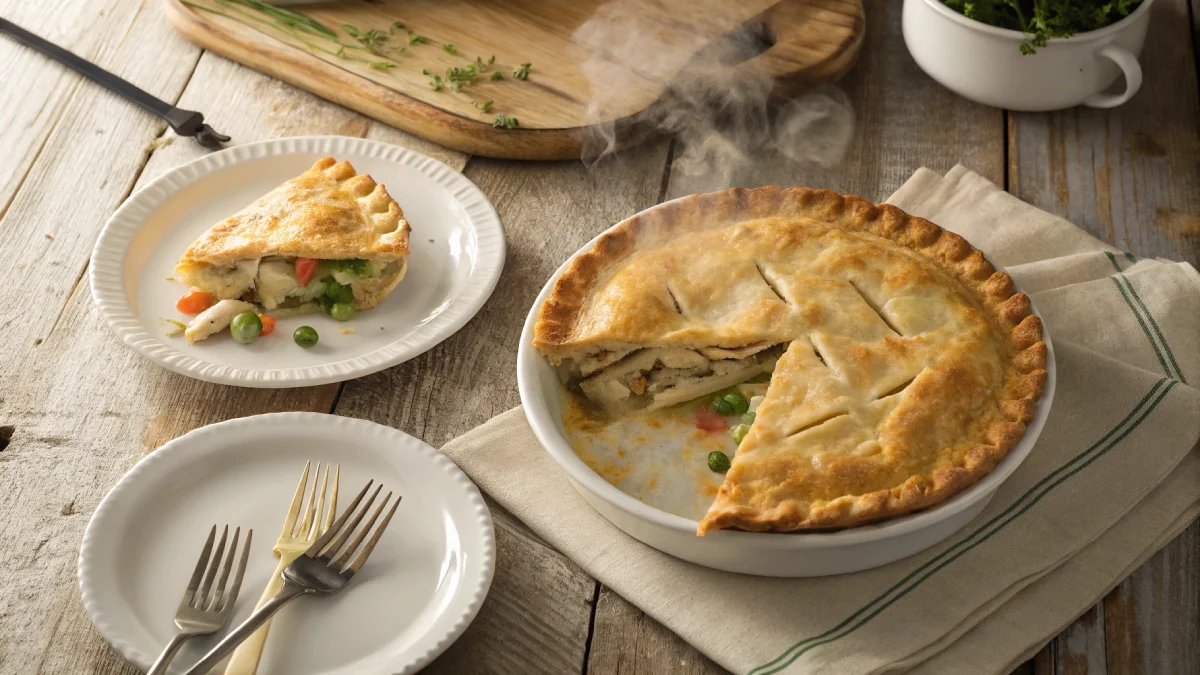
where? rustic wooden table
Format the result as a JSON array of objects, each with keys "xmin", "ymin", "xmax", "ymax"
[{"xmin": 2, "ymin": 1, "xmax": 1197, "ymax": 673}]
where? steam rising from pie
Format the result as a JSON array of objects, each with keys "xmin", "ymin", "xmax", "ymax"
[{"xmin": 573, "ymin": 1, "xmax": 856, "ymax": 185}]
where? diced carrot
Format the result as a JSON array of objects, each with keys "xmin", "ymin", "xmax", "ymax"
[
  {"xmin": 176, "ymin": 289, "xmax": 214, "ymax": 314},
  {"xmin": 258, "ymin": 315, "xmax": 276, "ymax": 336},
  {"xmin": 295, "ymin": 258, "xmax": 320, "ymax": 286},
  {"xmin": 693, "ymin": 408, "xmax": 730, "ymax": 433}
]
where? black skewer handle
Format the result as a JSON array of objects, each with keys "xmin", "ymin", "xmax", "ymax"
[
  {"xmin": 0, "ymin": 17, "xmax": 175, "ymax": 118},
  {"xmin": 0, "ymin": 17, "xmax": 228, "ymax": 146}
]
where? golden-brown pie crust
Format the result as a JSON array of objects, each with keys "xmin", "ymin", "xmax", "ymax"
[
  {"xmin": 177, "ymin": 157, "xmax": 410, "ymax": 267},
  {"xmin": 533, "ymin": 187, "xmax": 1047, "ymax": 534}
]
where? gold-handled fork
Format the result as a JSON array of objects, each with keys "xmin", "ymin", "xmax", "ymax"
[
  {"xmin": 223, "ymin": 461, "xmax": 337, "ymax": 675},
  {"xmin": 182, "ymin": 476, "xmax": 401, "ymax": 675}
]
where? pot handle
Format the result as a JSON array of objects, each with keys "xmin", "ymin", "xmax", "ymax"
[
  {"xmin": 1083, "ymin": 44, "xmax": 1143, "ymax": 108},
  {"xmin": 729, "ymin": 0, "xmax": 865, "ymax": 98}
]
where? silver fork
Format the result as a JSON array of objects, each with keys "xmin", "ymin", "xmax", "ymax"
[
  {"xmin": 148, "ymin": 525, "xmax": 253, "ymax": 675},
  {"xmin": 182, "ymin": 480, "xmax": 401, "ymax": 675}
]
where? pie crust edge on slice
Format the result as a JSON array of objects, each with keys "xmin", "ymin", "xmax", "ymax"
[
  {"xmin": 533, "ymin": 186, "xmax": 1048, "ymax": 534},
  {"xmin": 174, "ymin": 157, "xmax": 411, "ymax": 311}
]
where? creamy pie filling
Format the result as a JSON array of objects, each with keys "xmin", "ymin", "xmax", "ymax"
[
  {"xmin": 180, "ymin": 255, "xmax": 406, "ymax": 311},
  {"xmin": 562, "ymin": 344, "xmax": 784, "ymax": 415}
]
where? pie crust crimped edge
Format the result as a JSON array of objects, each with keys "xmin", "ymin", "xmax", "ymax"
[
  {"xmin": 534, "ymin": 186, "xmax": 1048, "ymax": 532},
  {"xmin": 179, "ymin": 157, "xmax": 411, "ymax": 266}
]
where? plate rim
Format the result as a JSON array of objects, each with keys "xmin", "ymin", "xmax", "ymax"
[
  {"xmin": 516, "ymin": 191, "xmax": 1057, "ymax": 549},
  {"xmin": 77, "ymin": 412, "xmax": 496, "ymax": 674},
  {"xmin": 89, "ymin": 135, "xmax": 505, "ymax": 387}
]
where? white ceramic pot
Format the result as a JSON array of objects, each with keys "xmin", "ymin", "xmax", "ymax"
[
  {"xmin": 902, "ymin": 0, "xmax": 1153, "ymax": 111},
  {"xmin": 516, "ymin": 197, "xmax": 1057, "ymax": 578}
]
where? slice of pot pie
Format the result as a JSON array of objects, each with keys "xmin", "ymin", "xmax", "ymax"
[
  {"xmin": 534, "ymin": 187, "xmax": 1047, "ymax": 534},
  {"xmin": 174, "ymin": 157, "xmax": 410, "ymax": 319}
]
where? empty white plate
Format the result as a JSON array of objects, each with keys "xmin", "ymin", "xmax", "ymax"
[
  {"xmin": 90, "ymin": 136, "xmax": 505, "ymax": 387},
  {"xmin": 78, "ymin": 413, "xmax": 495, "ymax": 674}
]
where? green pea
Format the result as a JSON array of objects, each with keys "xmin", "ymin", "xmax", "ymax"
[
  {"xmin": 722, "ymin": 393, "xmax": 749, "ymax": 415},
  {"xmin": 230, "ymin": 312, "xmax": 262, "ymax": 344},
  {"xmin": 323, "ymin": 279, "xmax": 354, "ymax": 304},
  {"xmin": 329, "ymin": 302, "xmax": 357, "ymax": 321},
  {"xmin": 708, "ymin": 450, "xmax": 731, "ymax": 473},
  {"xmin": 293, "ymin": 325, "xmax": 319, "ymax": 348},
  {"xmin": 730, "ymin": 423, "xmax": 750, "ymax": 445},
  {"xmin": 711, "ymin": 396, "xmax": 734, "ymax": 415}
]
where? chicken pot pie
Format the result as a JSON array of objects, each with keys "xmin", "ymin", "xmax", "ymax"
[
  {"xmin": 173, "ymin": 157, "xmax": 410, "ymax": 341},
  {"xmin": 534, "ymin": 187, "xmax": 1047, "ymax": 535}
]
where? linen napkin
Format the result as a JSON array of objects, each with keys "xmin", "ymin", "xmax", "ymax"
[{"xmin": 441, "ymin": 165, "xmax": 1200, "ymax": 674}]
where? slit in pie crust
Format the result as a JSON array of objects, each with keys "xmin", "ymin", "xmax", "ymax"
[{"xmin": 533, "ymin": 187, "xmax": 1047, "ymax": 535}]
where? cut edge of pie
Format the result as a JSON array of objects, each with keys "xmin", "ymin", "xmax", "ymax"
[{"xmin": 533, "ymin": 186, "xmax": 1048, "ymax": 535}]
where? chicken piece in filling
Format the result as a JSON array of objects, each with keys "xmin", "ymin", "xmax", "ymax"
[
  {"xmin": 568, "ymin": 343, "xmax": 781, "ymax": 415},
  {"xmin": 175, "ymin": 255, "xmax": 408, "ymax": 314},
  {"xmin": 185, "ymin": 299, "xmax": 255, "ymax": 343}
]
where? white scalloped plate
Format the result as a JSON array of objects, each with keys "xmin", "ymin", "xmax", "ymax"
[
  {"xmin": 79, "ymin": 413, "xmax": 494, "ymax": 675},
  {"xmin": 90, "ymin": 136, "xmax": 504, "ymax": 387}
]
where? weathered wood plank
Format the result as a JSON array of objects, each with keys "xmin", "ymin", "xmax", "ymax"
[
  {"xmin": 588, "ymin": 587, "xmax": 727, "ymax": 675},
  {"xmin": 1011, "ymin": 657, "xmax": 1036, "ymax": 675},
  {"xmin": 1009, "ymin": 0, "xmax": 1200, "ymax": 265},
  {"xmin": 1052, "ymin": 604, "xmax": 1108, "ymax": 675},
  {"xmin": 1103, "ymin": 524, "xmax": 1200, "ymax": 674},
  {"xmin": 1, "ymin": 10, "xmax": 467, "ymax": 670},
  {"xmin": 0, "ymin": 0, "xmax": 201, "ymax": 363},
  {"xmin": 0, "ymin": 0, "xmax": 202, "ymax": 668},
  {"xmin": 332, "ymin": 138, "xmax": 672, "ymax": 672},
  {"xmin": 0, "ymin": 0, "xmax": 188, "ymax": 223},
  {"xmin": 1194, "ymin": 0, "xmax": 1200, "ymax": 77},
  {"xmin": 1032, "ymin": 642, "xmax": 1056, "ymax": 675}
]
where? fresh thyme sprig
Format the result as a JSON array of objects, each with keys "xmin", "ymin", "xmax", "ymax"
[
  {"xmin": 445, "ymin": 63, "xmax": 484, "ymax": 91},
  {"xmin": 513, "ymin": 62, "xmax": 531, "ymax": 79},
  {"xmin": 342, "ymin": 24, "xmax": 393, "ymax": 57},
  {"xmin": 183, "ymin": 0, "xmax": 351, "ymax": 57},
  {"xmin": 473, "ymin": 100, "xmax": 494, "ymax": 112},
  {"xmin": 226, "ymin": 0, "xmax": 335, "ymax": 37},
  {"xmin": 434, "ymin": 55, "xmax": 500, "ymax": 92},
  {"xmin": 407, "ymin": 30, "xmax": 429, "ymax": 45},
  {"xmin": 490, "ymin": 71, "xmax": 503, "ymax": 81},
  {"xmin": 493, "ymin": 113, "xmax": 519, "ymax": 129},
  {"xmin": 443, "ymin": 43, "xmax": 458, "ymax": 54},
  {"xmin": 422, "ymin": 69, "xmax": 444, "ymax": 90}
]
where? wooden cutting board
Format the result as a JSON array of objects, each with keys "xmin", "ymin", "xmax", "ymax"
[{"xmin": 167, "ymin": 0, "xmax": 865, "ymax": 160}]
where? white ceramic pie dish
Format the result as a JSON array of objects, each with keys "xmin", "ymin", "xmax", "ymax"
[{"xmin": 516, "ymin": 197, "xmax": 1057, "ymax": 577}]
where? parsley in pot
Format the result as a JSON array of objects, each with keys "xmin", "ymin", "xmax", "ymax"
[{"xmin": 941, "ymin": 0, "xmax": 1143, "ymax": 54}]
